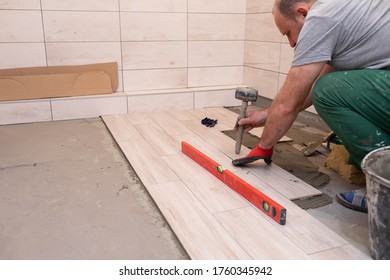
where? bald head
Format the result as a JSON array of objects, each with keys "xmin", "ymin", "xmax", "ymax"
[
  {"xmin": 275, "ymin": 0, "xmax": 316, "ymax": 20},
  {"xmin": 273, "ymin": 0, "xmax": 315, "ymax": 47}
]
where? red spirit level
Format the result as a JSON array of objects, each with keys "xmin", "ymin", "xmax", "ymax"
[{"xmin": 182, "ymin": 141, "xmax": 287, "ymax": 225}]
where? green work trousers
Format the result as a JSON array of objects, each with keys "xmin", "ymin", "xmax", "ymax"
[{"xmin": 312, "ymin": 69, "xmax": 390, "ymax": 168}]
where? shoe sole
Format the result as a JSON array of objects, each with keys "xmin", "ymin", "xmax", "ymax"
[
  {"xmin": 232, "ymin": 156, "xmax": 272, "ymax": 166},
  {"xmin": 335, "ymin": 193, "xmax": 368, "ymax": 213}
]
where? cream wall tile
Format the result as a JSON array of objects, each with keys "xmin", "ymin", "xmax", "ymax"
[
  {"xmin": 194, "ymin": 88, "xmax": 242, "ymax": 108},
  {"xmin": 122, "ymin": 42, "xmax": 187, "ymax": 70},
  {"xmin": 188, "ymin": 0, "xmax": 246, "ymax": 13},
  {"xmin": 46, "ymin": 42, "xmax": 122, "ymax": 69},
  {"xmin": 244, "ymin": 41, "xmax": 280, "ymax": 72},
  {"xmin": 41, "ymin": 0, "xmax": 119, "ymax": 11},
  {"xmin": 121, "ymin": 13, "xmax": 186, "ymax": 41},
  {"xmin": 123, "ymin": 68, "xmax": 187, "ymax": 91},
  {"xmin": 244, "ymin": 2, "xmax": 291, "ymax": 103},
  {"xmin": 0, "ymin": 100, "xmax": 52, "ymax": 125},
  {"xmin": 245, "ymin": 13, "xmax": 281, "ymax": 42},
  {"xmin": 127, "ymin": 92, "xmax": 193, "ymax": 112},
  {"xmin": 0, "ymin": 0, "xmax": 41, "ymax": 9},
  {"xmin": 188, "ymin": 14, "xmax": 245, "ymax": 41},
  {"xmin": 247, "ymin": 0, "xmax": 274, "ymax": 13},
  {"xmin": 120, "ymin": 0, "xmax": 187, "ymax": 12},
  {"xmin": 279, "ymin": 43, "xmax": 294, "ymax": 74},
  {"xmin": 278, "ymin": 73, "xmax": 287, "ymax": 91},
  {"xmin": 0, "ymin": 11, "xmax": 44, "ymax": 42},
  {"xmin": 43, "ymin": 11, "xmax": 120, "ymax": 42},
  {"xmin": 282, "ymin": 36, "xmax": 290, "ymax": 44},
  {"xmin": 127, "ymin": 88, "xmax": 192, "ymax": 95},
  {"xmin": 117, "ymin": 71, "xmax": 124, "ymax": 92},
  {"xmin": 188, "ymin": 41, "xmax": 244, "ymax": 67},
  {"xmin": 244, "ymin": 67, "xmax": 279, "ymax": 100},
  {"xmin": 188, "ymin": 66, "xmax": 243, "ymax": 87},
  {"xmin": 51, "ymin": 93, "xmax": 127, "ymax": 121},
  {"xmin": 0, "ymin": 43, "xmax": 46, "ymax": 68},
  {"xmin": 305, "ymin": 105, "xmax": 318, "ymax": 114},
  {"xmin": 0, "ymin": 0, "xmax": 296, "ymax": 117}
]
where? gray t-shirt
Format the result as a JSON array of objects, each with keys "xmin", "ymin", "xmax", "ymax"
[{"xmin": 292, "ymin": 0, "xmax": 390, "ymax": 70}]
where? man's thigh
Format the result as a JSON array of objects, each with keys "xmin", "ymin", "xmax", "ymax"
[{"xmin": 312, "ymin": 69, "xmax": 390, "ymax": 166}]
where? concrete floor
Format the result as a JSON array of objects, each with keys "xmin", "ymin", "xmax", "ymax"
[
  {"xmin": 0, "ymin": 109, "xmax": 370, "ymax": 259},
  {"xmin": 0, "ymin": 118, "xmax": 188, "ymax": 259}
]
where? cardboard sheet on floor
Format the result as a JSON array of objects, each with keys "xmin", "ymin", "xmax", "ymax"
[{"xmin": 0, "ymin": 62, "xmax": 118, "ymax": 102}]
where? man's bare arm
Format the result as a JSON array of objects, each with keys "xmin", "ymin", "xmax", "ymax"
[
  {"xmin": 259, "ymin": 61, "xmax": 327, "ymax": 149},
  {"xmin": 298, "ymin": 64, "xmax": 336, "ymax": 111}
]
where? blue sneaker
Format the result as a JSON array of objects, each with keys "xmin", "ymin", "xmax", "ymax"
[{"xmin": 336, "ymin": 188, "xmax": 367, "ymax": 213}]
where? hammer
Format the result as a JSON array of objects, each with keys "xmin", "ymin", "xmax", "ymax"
[{"xmin": 234, "ymin": 87, "xmax": 258, "ymax": 154}]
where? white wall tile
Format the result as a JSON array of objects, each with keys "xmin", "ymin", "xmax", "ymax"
[
  {"xmin": 0, "ymin": 11, "xmax": 44, "ymax": 42},
  {"xmin": 281, "ymin": 35, "xmax": 290, "ymax": 44},
  {"xmin": 46, "ymin": 42, "xmax": 122, "ymax": 69},
  {"xmin": 117, "ymin": 70, "xmax": 124, "ymax": 92},
  {"xmin": 43, "ymin": 11, "xmax": 120, "ymax": 42},
  {"xmin": 244, "ymin": 41, "xmax": 281, "ymax": 72},
  {"xmin": 121, "ymin": 13, "xmax": 187, "ymax": 41},
  {"xmin": 0, "ymin": 43, "xmax": 46, "ymax": 68},
  {"xmin": 279, "ymin": 43, "xmax": 294, "ymax": 74},
  {"xmin": 189, "ymin": 41, "xmax": 244, "ymax": 67},
  {"xmin": 245, "ymin": 13, "xmax": 281, "ymax": 42},
  {"xmin": 0, "ymin": 0, "xmax": 305, "ymax": 119},
  {"xmin": 244, "ymin": 67, "xmax": 279, "ymax": 100},
  {"xmin": 120, "ymin": 0, "xmax": 187, "ymax": 12},
  {"xmin": 0, "ymin": 0, "xmax": 41, "ymax": 9},
  {"xmin": 122, "ymin": 42, "xmax": 187, "ymax": 70},
  {"xmin": 246, "ymin": 0, "xmax": 274, "ymax": 13},
  {"xmin": 41, "ymin": 0, "xmax": 119, "ymax": 11},
  {"xmin": 123, "ymin": 68, "xmax": 187, "ymax": 91},
  {"xmin": 127, "ymin": 91, "xmax": 193, "ymax": 112},
  {"xmin": 51, "ymin": 93, "xmax": 127, "ymax": 121},
  {"xmin": 305, "ymin": 105, "xmax": 318, "ymax": 114},
  {"xmin": 188, "ymin": 14, "xmax": 245, "ymax": 40},
  {"xmin": 188, "ymin": 0, "xmax": 246, "ymax": 13},
  {"xmin": 278, "ymin": 73, "xmax": 287, "ymax": 92},
  {"xmin": 188, "ymin": 66, "xmax": 243, "ymax": 87},
  {"xmin": 194, "ymin": 88, "xmax": 242, "ymax": 108},
  {"xmin": 0, "ymin": 100, "xmax": 52, "ymax": 125}
]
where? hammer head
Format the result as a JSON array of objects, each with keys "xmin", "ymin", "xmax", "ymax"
[{"xmin": 235, "ymin": 87, "xmax": 258, "ymax": 102}]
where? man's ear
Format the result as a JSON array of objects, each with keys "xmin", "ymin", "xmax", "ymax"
[{"xmin": 296, "ymin": 6, "xmax": 309, "ymax": 19}]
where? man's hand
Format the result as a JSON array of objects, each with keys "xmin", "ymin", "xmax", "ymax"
[{"xmin": 234, "ymin": 109, "xmax": 269, "ymax": 132}]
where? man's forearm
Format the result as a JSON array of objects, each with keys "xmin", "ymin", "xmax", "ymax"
[
  {"xmin": 258, "ymin": 62, "xmax": 326, "ymax": 149},
  {"xmin": 258, "ymin": 100, "xmax": 299, "ymax": 149}
]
